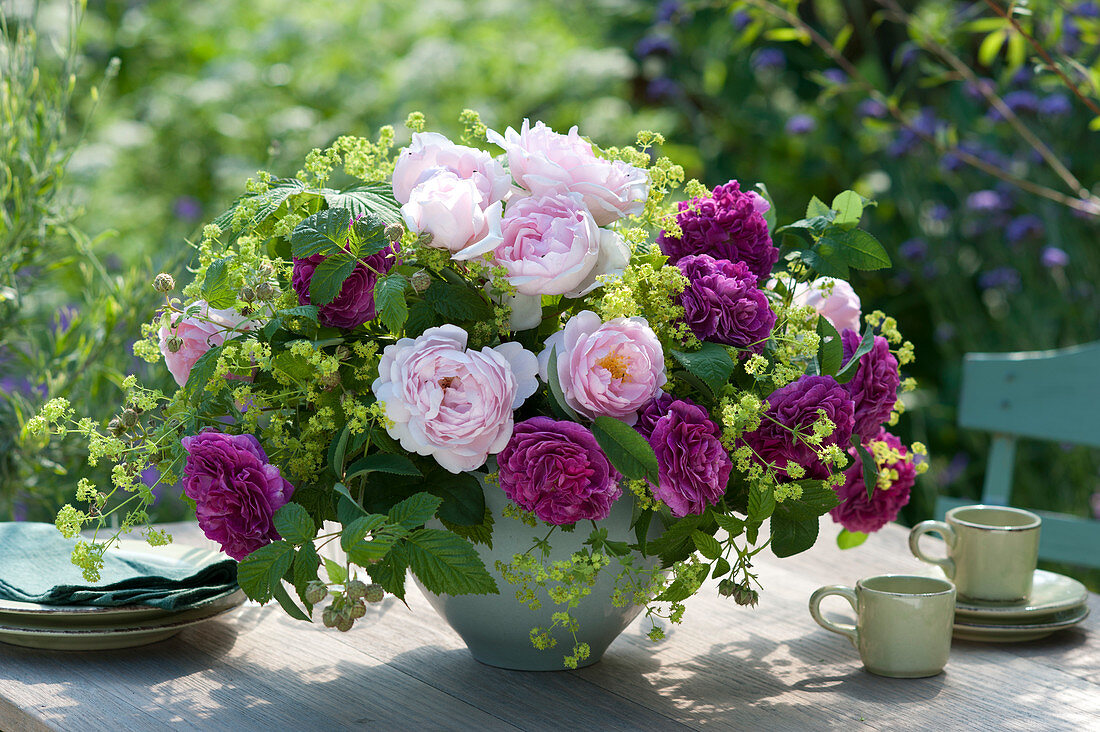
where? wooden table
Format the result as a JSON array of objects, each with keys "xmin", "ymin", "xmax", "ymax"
[{"xmin": 1, "ymin": 520, "xmax": 1096, "ymax": 731}]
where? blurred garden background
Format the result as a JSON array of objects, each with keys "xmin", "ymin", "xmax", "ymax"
[{"xmin": 2, "ymin": 0, "xmax": 1098, "ymax": 576}]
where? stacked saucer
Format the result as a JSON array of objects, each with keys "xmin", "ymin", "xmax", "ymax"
[
  {"xmin": 0, "ymin": 540, "xmax": 245, "ymax": 651},
  {"xmin": 952, "ymin": 569, "xmax": 1090, "ymax": 642}
]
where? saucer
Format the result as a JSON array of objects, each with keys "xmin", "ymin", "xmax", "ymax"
[
  {"xmin": 951, "ymin": 569, "xmax": 1088, "ymax": 620},
  {"xmin": 953, "ymin": 605, "xmax": 1090, "ymax": 643}
]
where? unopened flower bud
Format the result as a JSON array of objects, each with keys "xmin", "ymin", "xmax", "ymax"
[
  {"xmin": 152, "ymin": 273, "xmax": 175, "ymax": 293},
  {"xmin": 255, "ymin": 282, "xmax": 275, "ymax": 301},
  {"xmin": 322, "ymin": 606, "xmax": 338, "ymax": 628},
  {"xmin": 336, "ymin": 615, "xmax": 354, "ymax": 632},
  {"xmin": 718, "ymin": 579, "xmax": 737, "ymax": 598},
  {"xmin": 258, "ymin": 264, "xmax": 275, "ymax": 279},
  {"xmin": 107, "ymin": 418, "xmax": 125, "ymax": 435},
  {"xmin": 346, "ymin": 579, "xmax": 367, "ymax": 600},
  {"xmin": 166, "ymin": 335, "xmax": 184, "ymax": 353},
  {"xmin": 350, "ymin": 600, "xmax": 366, "ymax": 619},
  {"xmin": 239, "ymin": 286, "xmax": 256, "ymax": 303},
  {"xmin": 305, "ymin": 580, "xmax": 328, "ymax": 605},
  {"xmin": 410, "ymin": 269, "xmax": 431, "ymax": 294},
  {"xmin": 120, "ymin": 409, "xmax": 138, "ymax": 428},
  {"xmin": 334, "ymin": 345, "xmax": 350, "ymax": 361},
  {"xmin": 734, "ymin": 584, "xmax": 759, "ymax": 608},
  {"xmin": 384, "ymin": 223, "xmax": 404, "ymax": 242},
  {"xmin": 364, "ymin": 583, "xmax": 385, "ymax": 604},
  {"xmin": 319, "ymin": 371, "xmax": 341, "ymax": 390}
]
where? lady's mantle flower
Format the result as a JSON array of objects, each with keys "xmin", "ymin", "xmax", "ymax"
[{"xmin": 372, "ymin": 325, "xmax": 538, "ymax": 473}]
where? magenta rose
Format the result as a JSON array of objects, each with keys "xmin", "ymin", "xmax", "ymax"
[
  {"xmin": 830, "ymin": 428, "xmax": 916, "ymax": 533},
  {"xmin": 497, "ymin": 416, "xmax": 622, "ymax": 525},
  {"xmin": 659, "ymin": 180, "xmax": 778, "ymax": 281},
  {"xmin": 739, "ymin": 375, "xmax": 855, "ymax": 481},
  {"xmin": 538, "ymin": 311, "xmax": 666, "ymax": 425},
  {"xmin": 181, "ymin": 431, "xmax": 294, "ymax": 560},
  {"xmin": 292, "ymin": 242, "xmax": 397, "ymax": 330},
  {"xmin": 635, "ymin": 392, "xmax": 677, "ymax": 439},
  {"xmin": 840, "ymin": 329, "xmax": 900, "ymax": 441},
  {"xmin": 158, "ymin": 300, "xmax": 258, "ymax": 387},
  {"xmin": 677, "ymin": 254, "xmax": 776, "ymax": 351},
  {"xmin": 488, "ymin": 120, "xmax": 648, "ymax": 226},
  {"xmin": 392, "ymin": 131, "xmax": 511, "ymax": 206},
  {"xmin": 647, "ymin": 400, "xmax": 732, "ymax": 517}
]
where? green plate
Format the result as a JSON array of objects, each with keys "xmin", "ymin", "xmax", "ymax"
[
  {"xmin": 953, "ymin": 569, "xmax": 1088, "ymax": 620},
  {"xmin": 952, "ymin": 605, "xmax": 1090, "ymax": 643}
]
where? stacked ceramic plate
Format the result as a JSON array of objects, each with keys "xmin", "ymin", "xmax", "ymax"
[
  {"xmin": 0, "ymin": 541, "xmax": 245, "ymax": 651},
  {"xmin": 952, "ymin": 569, "xmax": 1091, "ymax": 642}
]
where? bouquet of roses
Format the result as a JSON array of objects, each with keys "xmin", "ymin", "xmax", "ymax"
[{"xmin": 29, "ymin": 111, "xmax": 925, "ymax": 663}]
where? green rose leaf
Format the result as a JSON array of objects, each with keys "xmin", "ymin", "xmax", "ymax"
[
  {"xmin": 773, "ymin": 480, "xmax": 840, "ymax": 522},
  {"xmin": 350, "ymin": 212, "xmax": 391, "ymax": 258},
  {"xmin": 851, "ymin": 434, "xmax": 878, "ymax": 499},
  {"xmin": 213, "ymin": 177, "xmax": 308, "ymax": 235},
  {"xmin": 830, "ymin": 190, "xmax": 864, "ymax": 228},
  {"xmin": 273, "ymin": 503, "xmax": 317, "ymax": 546},
  {"xmin": 202, "ymin": 258, "xmax": 237, "ymax": 309},
  {"xmin": 308, "ymin": 251, "xmax": 357, "ymax": 306},
  {"xmin": 237, "ymin": 540, "xmax": 295, "ymax": 603},
  {"xmin": 755, "ymin": 182, "xmax": 777, "ymax": 232},
  {"xmin": 805, "ymin": 195, "xmax": 831, "ymax": 218},
  {"xmin": 424, "ymin": 280, "xmax": 492, "ymax": 322},
  {"xmin": 816, "ymin": 314, "xmax": 843, "ymax": 377},
  {"xmin": 671, "ymin": 342, "xmax": 736, "ymax": 395},
  {"xmin": 340, "ymin": 514, "xmax": 388, "ymax": 552},
  {"xmin": 323, "ymin": 184, "xmax": 403, "ymax": 226},
  {"xmin": 375, "ymin": 273, "xmax": 409, "ymax": 333},
  {"xmin": 323, "ymin": 556, "xmax": 348, "ymax": 585},
  {"xmin": 837, "ymin": 529, "xmax": 869, "ymax": 549},
  {"xmin": 271, "ymin": 579, "xmax": 312, "ymax": 622},
  {"xmin": 747, "ymin": 483, "xmax": 776, "ymax": 525},
  {"xmin": 292, "ymin": 541, "xmax": 321, "ymax": 609},
  {"xmin": 276, "ymin": 305, "xmax": 320, "ymax": 322},
  {"xmin": 427, "ymin": 470, "xmax": 486, "ymax": 526},
  {"xmin": 713, "ymin": 513, "xmax": 745, "ymax": 537},
  {"xmin": 388, "ymin": 492, "xmax": 444, "ymax": 530},
  {"xmin": 591, "ymin": 415, "xmax": 661, "ymax": 485},
  {"xmin": 835, "ymin": 325, "xmax": 875, "ymax": 384},
  {"xmin": 291, "ymin": 207, "xmax": 351, "ymax": 258},
  {"xmin": 833, "ymin": 228, "xmax": 892, "ymax": 270},
  {"xmin": 770, "ymin": 513, "xmax": 820, "ymax": 558},
  {"xmin": 369, "ymin": 544, "xmax": 408, "ymax": 600},
  {"xmin": 547, "ymin": 346, "xmax": 581, "ymax": 422},
  {"xmin": 183, "ymin": 345, "xmax": 223, "ymax": 405},
  {"xmin": 405, "ymin": 528, "xmax": 498, "ymax": 595},
  {"xmin": 800, "ymin": 247, "xmax": 850, "ymax": 279},
  {"xmin": 345, "ymin": 453, "xmax": 421, "ymax": 482},
  {"xmin": 691, "ymin": 529, "xmax": 723, "ymax": 560}
]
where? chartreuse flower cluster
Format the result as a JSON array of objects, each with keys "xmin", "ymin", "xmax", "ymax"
[{"xmin": 30, "ymin": 110, "xmax": 923, "ymax": 671}]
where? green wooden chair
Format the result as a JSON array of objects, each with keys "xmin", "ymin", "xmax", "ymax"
[{"xmin": 935, "ymin": 341, "xmax": 1100, "ymax": 569}]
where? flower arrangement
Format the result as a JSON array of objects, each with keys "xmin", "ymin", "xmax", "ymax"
[{"xmin": 29, "ymin": 110, "xmax": 926, "ymax": 666}]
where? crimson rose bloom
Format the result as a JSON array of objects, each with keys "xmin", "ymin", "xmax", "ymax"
[
  {"xmin": 634, "ymin": 392, "xmax": 677, "ymax": 440},
  {"xmin": 740, "ymin": 375, "xmax": 855, "ymax": 481},
  {"xmin": 830, "ymin": 428, "xmax": 916, "ymax": 533},
  {"xmin": 497, "ymin": 417, "xmax": 621, "ymax": 525},
  {"xmin": 648, "ymin": 400, "xmax": 732, "ymax": 517},
  {"xmin": 840, "ymin": 329, "xmax": 900, "ymax": 441},
  {"xmin": 676, "ymin": 254, "xmax": 775, "ymax": 351},
  {"xmin": 292, "ymin": 242, "xmax": 397, "ymax": 329},
  {"xmin": 658, "ymin": 180, "xmax": 778, "ymax": 280},
  {"xmin": 181, "ymin": 431, "xmax": 294, "ymax": 560}
]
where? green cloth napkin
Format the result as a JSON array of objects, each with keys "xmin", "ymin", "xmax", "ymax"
[{"xmin": 0, "ymin": 523, "xmax": 238, "ymax": 610}]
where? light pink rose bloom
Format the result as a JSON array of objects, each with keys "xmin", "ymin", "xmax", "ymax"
[
  {"xmin": 538, "ymin": 311, "xmax": 666, "ymax": 425},
  {"xmin": 454, "ymin": 192, "xmax": 629, "ymax": 299},
  {"xmin": 401, "ymin": 170, "xmax": 503, "ymax": 254},
  {"xmin": 748, "ymin": 190, "xmax": 771, "ymax": 216},
  {"xmin": 158, "ymin": 301, "xmax": 257, "ymax": 387},
  {"xmin": 371, "ymin": 325, "xmax": 538, "ymax": 473},
  {"xmin": 487, "ymin": 120, "xmax": 649, "ymax": 226},
  {"xmin": 791, "ymin": 277, "xmax": 862, "ymax": 334},
  {"xmin": 392, "ymin": 132, "xmax": 511, "ymax": 206}
]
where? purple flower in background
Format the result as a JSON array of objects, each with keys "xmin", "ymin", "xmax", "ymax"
[
  {"xmin": 939, "ymin": 451, "xmax": 970, "ymax": 487},
  {"xmin": 497, "ymin": 417, "xmax": 622, "ymax": 525},
  {"xmin": 648, "ymin": 400, "xmax": 732, "ymax": 517},
  {"xmin": 1006, "ymin": 214, "xmax": 1044, "ymax": 243},
  {"xmin": 752, "ymin": 48, "xmax": 786, "ymax": 72},
  {"xmin": 676, "ymin": 254, "xmax": 776, "ymax": 350},
  {"xmin": 988, "ymin": 91, "xmax": 1040, "ymax": 121},
  {"xmin": 1075, "ymin": 1, "xmax": 1100, "ymax": 18},
  {"xmin": 292, "ymin": 241, "xmax": 398, "ymax": 329},
  {"xmin": 964, "ymin": 78, "xmax": 996, "ymax": 102},
  {"xmin": 785, "ymin": 114, "xmax": 816, "ymax": 135},
  {"xmin": 978, "ymin": 267, "xmax": 1022, "ymax": 291},
  {"xmin": 895, "ymin": 45, "xmax": 920, "ymax": 68},
  {"xmin": 822, "ymin": 68, "xmax": 847, "ymax": 85},
  {"xmin": 1010, "ymin": 67, "xmax": 1034, "ymax": 86},
  {"xmin": 730, "ymin": 10, "xmax": 752, "ymax": 31},
  {"xmin": 635, "ymin": 35, "xmax": 677, "ymax": 57},
  {"xmin": 181, "ymin": 431, "xmax": 295, "ymax": 560},
  {"xmin": 899, "ymin": 238, "xmax": 928, "ymax": 262},
  {"xmin": 928, "ymin": 202, "xmax": 951, "ymax": 222},
  {"xmin": 830, "ymin": 429, "xmax": 916, "ymax": 533},
  {"xmin": 934, "ymin": 323, "xmax": 955, "ymax": 343},
  {"xmin": 888, "ymin": 108, "xmax": 939, "ymax": 157},
  {"xmin": 55, "ymin": 305, "xmax": 78, "ymax": 333},
  {"xmin": 1041, "ymin": 247, "xmax": 1070, "ymax": 268},
  {"xmin": 841, "ymin": 329, "xmax": 900, "ymax": 441},
  {"xmin": 739, "ymin": 375, "xmax": 855, "ymax": 481},
  {"xmin": 966, "ymin": 190, "xmax": 1007, "ymax": 213},
  {"xmin": 857, "ymin": 99, "xmax": 888, "ymax": 119},
  {"xmin": 656, "ymin": 0, "xmax": 684, "ymax": 24},
  {"xmin": 659, "ymin": 180, "xmax": 779, "ymax": 280},
  {"xmin": 173, "ymin": 196, "xmax": 203, "ymax": 222},
  {"xmin": 646, "ymin": 77, "xmax": 681, "ymax": 102},
  {"xmin": 1039, "ymin": 93, "xmax": 1072, "ymax": 117}
]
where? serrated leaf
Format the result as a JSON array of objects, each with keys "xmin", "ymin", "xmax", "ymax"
[
  {"xmin": 340, "ymin": 514, "xmax": 388, "ymax": 552},
  {"xmin": 830, "ymin": 190, "xmax": 864, "ymax": 228},
  {"xmin": 836, "ymin": 325, "xmax": 876, "ymax": 384},
  {"xmin": 801, "ymin": 247, "xmax": 849, "ymax": 279},
  {"xmin": 202, "ymin": 258, "xmax": 236, "ymax": 309},
  {"xmin": 292, "ymin": 208, "xmax": 351, "ymax": 259},
  {"xmin": 405, "ymin": 528, "xmax": 498, "ymax": 595},
  {"xmin": 816, "ymin": 315, "xmax": 843, "ymax": 377},
  {"xmin": 309, "ymin": 252, "xmax": 357, "ymax": 307},
  {"xmin": 592, "ymin": 416, "xmax": 661, "ymax": 484},
  {"xmin": 770, "ymin": 514, "xmax": 820, "ymax": 558},
  {"xmin": 671, "ymin": 342, "xmax": 736, "ymax": 394},
  {"xmin": 647, "ymin": 512, "xmax": 707, "ymax": 566},
  {"xmin": 324, "ymin": 557, "xmax": 348, "ymax": 585},
  {"xmin": 830, "ymin": 228, "xmax": 892, "ymax": 270},
  {"xmin": 691, "ymin": 530, "xmax": 723, "ymax": 560},
  {"xmin": 347, "ymin": 532, "xmax": 400, "ymax": 566},
  {"xmin": 806, "ymin": 195, "xmax": 831, "ymax": 218},
  {"xmin": 427, "ymin": 470, "xmax": 486, "ymax": 526},
  {"xmin": 747, "ymin": 483, "xmax": 776, "ymax": 524},
  {"xmin": 345, "ymin": 454, "xmax": 421, "ymax": 481},
  {"xmin": 292, "ymin": 542, "xmax": 321, "ymax": 609},
  {"xmin": 404, "ymin": 300, "xmax": 440, "ymax": 337},
  {"xmin": 272, "ymin": 580, "xmax": 312, "ymax": 622},
  {"xmin": 375, "ymin": 274, "xmax": 409, "ymax": 333},
  {"xmin": 324, "ymin": 184, "xmax": 402, "ymax": 225},
  {"xmin": 277, "ymin": 305, "xmax": 320, "ymax": 322},
  {"xmin": 773, "ymin": 480, "xmax": 840, "ymax": 522},
  {"xmin": 388, "ymin": 492, "xmax": 444, "ymax": 530},
  {"xmin": 183, "ymin": 345, "xmax": 223, "ymax": 405},
  {"xmin": 713, "ymin": 514, "xmax": 745, "ymax": 537},
  {"xmin": 213, "ymin": 177, "xmax": 308, "ymax": 234},
  {"xmin": 349, "ymin": 212, "xmax": 391, "ymax": 258},
  {"xmin": 712, "ymin": 557, "xmax": 732, "ymax": 579},
  {"xmin": 328, "ymin": 427, "xmax": 351, "ymax": 479},
  {"xmin": 633, "ymin": 508, "xmax": 653, "ymax": 553},
  {"xmin": 237, "ymin": 541, "xmax": 295, "ymax": 603},
  {"xmin": 423, "ymin": 280, "xmax": 493, "ymax": 322},
  {"xmin": 654, "ymin": 563, "xmax": 708, "ymax": 602},
  {"xmin": 369, "ymin": 544, "xmax": 408, "ymax": 600},
  {"xmin": 273, "ymin": 503, "xmax": 316, "ymax": 545},
  {"xmin": 441, "ymin": 507, "xmax": 494, "ymax": 549},
  {"xmin": 837, "ymin": 529, "xmax": 869, "ymax": 549}
]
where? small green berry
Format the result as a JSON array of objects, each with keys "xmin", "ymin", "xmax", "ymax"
[
  {"xmin": 305, "ymin": 580, "xmax": 328, "ymax": 605},
  {"xmin": 255, "ymin": 282, "xmax": 276, "ymax": 300},
  {"xmin": 152, "ymin": 273, "xmax": 175, "ymax": 292},
  {"xmin": 364, "ymin": 583, "xmax": 385, "ymax": 603},
  {"xmin": 346, "ymin": 580, "xmax": 368, "ymax": 600},
  {"xmin": 350, "ymin": 601, "xmax": 366, "ymax": 619}
]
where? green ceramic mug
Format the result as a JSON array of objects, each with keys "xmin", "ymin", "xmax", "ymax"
[
  {"xmin": 809, "ymin": 575, "xmax": 956, "ymax": 678},
  {"xmin": 908, "ymin": 505, "xmax": 1041, "ymax": 602}
]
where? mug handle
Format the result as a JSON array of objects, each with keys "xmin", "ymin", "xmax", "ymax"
[
  {"xmin": 908, "ymin": 520, "xmax": 957, "ymax": 579},
  {"xmin": 808, "ymin": 585, "xmax": 859, "ymax": 646}
]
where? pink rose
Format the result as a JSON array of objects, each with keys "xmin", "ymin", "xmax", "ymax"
[
  {"xmin": 791, "ymin": 277, "xmax": 862, "ymax": 334},
  {"xmin": 487, "ymin": 120, "xmax": 648, "ymax": 226},
  {"xmin": 538, "ymin": 311, "xmax": 666, "ymax": 425},
  {"xmin": 401, "ymin": 170, "xmax": 503, "ymax": 254},
  {"xmin": 371, "ymin": 325, "xmax": 539, "ymax": 473},
  {"xmin": 158, "ymin": 301, "xmax": 258, "ymax": 387},
  {"xmin": 392, "ymin": 132, "xmax": 511, "ymax": 206},
  {"xmin": 454, "ymin": 192, "xmax": 629, "ymax": 298}
]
